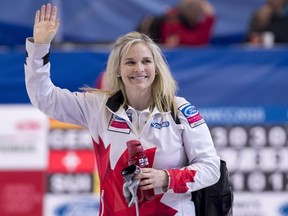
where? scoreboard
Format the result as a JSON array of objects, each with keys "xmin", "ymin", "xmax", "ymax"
[{"xmin": 202, "ymin": 106, "xmax": 288, "ymax": 216}]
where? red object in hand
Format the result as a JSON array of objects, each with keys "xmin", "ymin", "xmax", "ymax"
[{"xmin": 126, "ymin": 140, "xmax": 155, "ymax": 201}]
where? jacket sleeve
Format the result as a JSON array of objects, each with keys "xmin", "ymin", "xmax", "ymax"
[
  {"xmin": 165, "ymin": 97, "xmax": 220, "ymax": 193},
  {"xmin": 24, "ymin": 38, "xmax": 102, "ymax": 128}
]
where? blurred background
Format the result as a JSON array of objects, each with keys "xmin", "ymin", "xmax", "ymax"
[{"xmin": 0, "ymin": 0, "xmax": 288, "ymax": 216}]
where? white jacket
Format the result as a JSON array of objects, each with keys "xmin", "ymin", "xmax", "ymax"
[{"xmin": 25, "ymin": 38, "xmax": 220, "ymax": 216}]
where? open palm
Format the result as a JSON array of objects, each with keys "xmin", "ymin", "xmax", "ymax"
[{"xmin": 34, "ymin": 3, "xmax": 60, "ymax": 44}]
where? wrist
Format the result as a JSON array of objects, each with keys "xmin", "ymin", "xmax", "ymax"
[
  {"xmin": 33, "ymin": 38, "xmax": 50, "ymax": 45},
  {"xmin": 162, "ymin": 170, "xmax": 169, "ymax": 192}
]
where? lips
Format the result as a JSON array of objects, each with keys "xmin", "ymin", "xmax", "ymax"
[{"xmin": 129, "ymin": 76, "xmax": 148, "ymax": 80}]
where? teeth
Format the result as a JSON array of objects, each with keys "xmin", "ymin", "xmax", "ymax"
[
  {"xmin": 135, "ymin": 77, "xmax": 145, "ymax": 80},
  {"xmin": 131, "ymin": 76, "xmax": 147, "ymax": 80}
]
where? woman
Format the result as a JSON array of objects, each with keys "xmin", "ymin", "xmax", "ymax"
[{"xmin": 25, "ymin": 4, "xmax": 220, "ymax": 216}]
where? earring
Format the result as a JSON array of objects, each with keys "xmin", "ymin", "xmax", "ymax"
[{"xmin": 117, "ymin": 74, "xmax": 121, "ymax": 77}]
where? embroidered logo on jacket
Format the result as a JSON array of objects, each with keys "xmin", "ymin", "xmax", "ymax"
[
  {"xmin": 179, "ymin": 103, "xmax": 205, "ymax": 128},
  {"xmin": 150, "ymin": 121, "xmax": 170, "ymax": 129},
  {"xmin": 108, "ymin": 114, "xmax": 131, "ymax": 134}
]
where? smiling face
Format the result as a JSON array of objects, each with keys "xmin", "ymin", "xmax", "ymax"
[{"xmin": 119, "ymin": 42, "xmax": 156, "ymax": 100}]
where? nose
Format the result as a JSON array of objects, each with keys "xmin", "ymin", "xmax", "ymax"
[{"xmin": 134, "ymin": 62, "xmax": 144, "ymax": 72}]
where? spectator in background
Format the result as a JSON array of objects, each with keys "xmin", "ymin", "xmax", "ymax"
[
  {"xmin": 137, "ymin": 0, "xmax": 215, "ymax": 47},
  {"xmin": 247, "ymin": 0, "xmax": 288, "ymax": 46},
  {"xmin": 97, "ymin": 0, "xmax": 215, "ymax": 90}
]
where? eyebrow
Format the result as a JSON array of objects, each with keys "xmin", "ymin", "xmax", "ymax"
[{"xmin": 124, "ymin": 57, "xmax": 153, "ymax": 61}]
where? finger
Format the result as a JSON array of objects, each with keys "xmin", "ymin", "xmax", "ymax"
[
  {"xmin": 52, "ymin": 19, "xmax": 60, "ymax": 33},
  {"xmin": 140, "ymin": 178, "xmax": 152, "ymax": 186},
  {"xmin": 40, "ymin": 5, "xmax": 45, "ymax": 21},
  {"xmin": 138, "ymin": 173, "xmax": 150, "ymax": 180},
  {"xmin": 147, "ymin": 178, "xmax": 152, "ymax": 185},
  {"xmin": 141, "ymin": 168, "xmax": 149, "ymax": 173},
  {"xmin": 139, "ymin": 180, "xmax": 154, "ymax": 190},
  {"xmin": 50, "ymin": 6, "xmax": 58, "ymax": 23},
  {"xmin": 140, "ymin": 185, "xmax": 153, "ymax": 191},
  {"xmin": 34, "ymin": 10, "xmax": 40, "ymax": 24},
  {"xmin": 45, "ymin": 3, "xmax": 51, "ymax": 21},
  {"xmin": 54, "ymin": 18, "xmax": 60, "ymax": 29}
]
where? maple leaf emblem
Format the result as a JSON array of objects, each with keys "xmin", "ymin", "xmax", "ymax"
[{"xmin": 93, "ymin": 136, "xmax": 178, "ymax": 215}]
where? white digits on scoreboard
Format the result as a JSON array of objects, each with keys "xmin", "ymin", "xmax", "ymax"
[
  {"xmin": 63, "ymin": 129, "xmax": 78, "ymax": 148},
  {"xmin": 249, "ymin": 126, "xmax": 266, "ymax": 147},
  {"xmin": 49, "ymin": 129, "xmax": 92, "ymax": 149},
  {"xmin": 247, "ymin": 171, "xmax": 266, "ymax": 192},
  {"xmin": 238, "ymin": 148, "xmax": 257, "ymax": 172},
  {"xmin": 257, "ymin": 148, "xmax": 278, "ymax": 172},
  {"xmin": 50, "ymin": 174, "xmax": 92, "ymax": 193},
  {"xmin": 268, "ymin": 126, "xmax": 286, "ymax": 147},
  {"xmin": 268, "ymin": 172, "xmax": 283, "ymax": 191},
  {"xmin": 77, "ymin": 129, "xmax": 93, "ymax": 149},
  {"xmin": 218, "ymin": 148, "xmax": 238, "ymax": 172},
  {"xmin": 210, "ymin": 127, "xmax": 228, "ymax": 147},
  {"xmin": 277, "ymin": 149, "xmax": 288, "ymax": 171},
  {"xmin": 49, "ymin": 129, "xmax": 64, "ymax": 149},
  {"xmin": 212, "ymin": 125, "xmax": 288, "ymax": 192},
  {"xmin": 231, "ymin": 173, "xmax": 244, "ymax": 191},
  {"xmin": 229, "ymin": 127, "xmax": 247, "ymax": 148}
]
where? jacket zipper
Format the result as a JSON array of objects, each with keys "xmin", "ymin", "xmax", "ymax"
[{"xmin": 100, "ymin": 189, "xmax": 104, "ymax": 216}]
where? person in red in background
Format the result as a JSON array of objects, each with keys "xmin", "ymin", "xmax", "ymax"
[
  {"xmin": 137, "ymin": 0, "xmax": 215, "ymax": 47},
  {"xmin": 97, "ymin": 0, "xmax": 215, "ymax": 88}
]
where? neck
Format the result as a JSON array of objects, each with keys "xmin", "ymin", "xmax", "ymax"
[{"xmin": 126, "ymin": 89, "xmax": 152, "ymax": 110}]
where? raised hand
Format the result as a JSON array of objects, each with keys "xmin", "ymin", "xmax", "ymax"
[{"xmin": 34, "ymin": 3, "xmax": 60, "ymax": 44}]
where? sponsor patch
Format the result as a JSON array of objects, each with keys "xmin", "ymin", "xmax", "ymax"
[
  {"xmin": 179, "ymin": 103, "xmax": 205, "ymax": 128},
  {"xmin": 108, "ymin": 114, "xmax": 131, "ymax": 134},
  {"xmin": 150, "ymin": 121, "xmax": 170, "ymax": 129}
]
